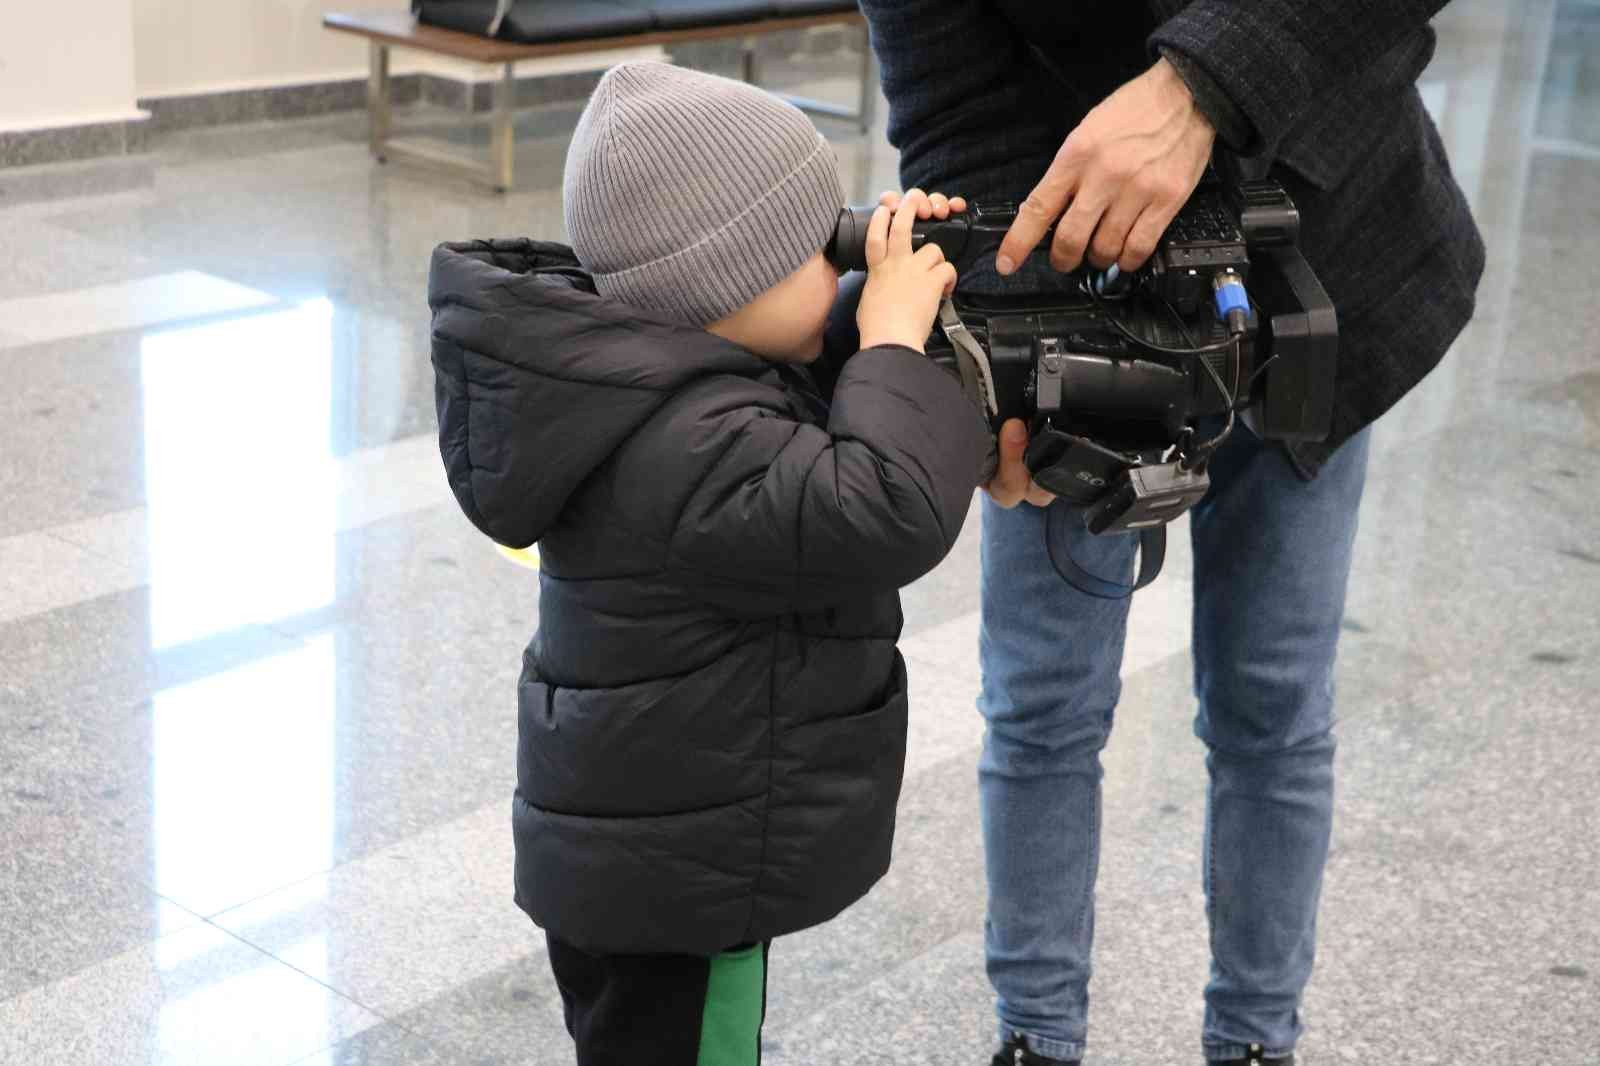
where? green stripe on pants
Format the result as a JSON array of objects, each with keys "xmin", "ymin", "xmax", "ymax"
[{"xmin": 696, "ymin": 944, "xmax": 767, "ymax": 1066}]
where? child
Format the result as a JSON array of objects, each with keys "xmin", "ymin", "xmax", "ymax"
[{"xmin": 428, "ymin": 61, "xmax": 990, "ymax": 1065}]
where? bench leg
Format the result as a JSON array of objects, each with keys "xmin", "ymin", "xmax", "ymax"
[
  {"xmin": 489, "ymin": 61, "xmax": 516, "ymax": 193},
  {"xmin": 368, "ymin": 41, "xmax": 392, "ymax": 161},
  {"xmin": 740, "ymin": 38, "xmax": 757, "ymax": 86},
  {"xmin": 367, "ymin": 49, "xmax": 513, "ymax": 193},
  {"xmin": 857, "ymin": 22, "xmax": 877, "ymax": 135}
]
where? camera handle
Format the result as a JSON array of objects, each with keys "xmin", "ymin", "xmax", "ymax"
[{"xmin": 825, "ymin": 204, "xmax": 1053, "ymax": 274}]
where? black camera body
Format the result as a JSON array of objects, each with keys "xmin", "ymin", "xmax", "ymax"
[
  {"xmin": 827, "ymin": 176, "xmax": 1337, "ymax": 460},
  {"xmin": 825, "ymin": 176, "xmax": 1337, "ymax": 578}
]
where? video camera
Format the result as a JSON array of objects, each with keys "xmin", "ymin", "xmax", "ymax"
[{"xmin": 825, "ymin": 176, "xmax": 1338, "ymax": 592}]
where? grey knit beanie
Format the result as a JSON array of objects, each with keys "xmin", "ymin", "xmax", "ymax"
[{"xmin": 563, "ymin": 61, "xmax": 845, "ymax": 326}]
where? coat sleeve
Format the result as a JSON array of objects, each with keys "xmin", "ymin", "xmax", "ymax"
[
  {"xmin": 1148, "ymin": 0, "xmax": 1452, "ymax": 156},
  {"xmin": 666, "ymin": 345, "xmax": 991, "ymax": 613},
  {"xmin": 857, "ymin": 0, "xmax": 1055, "ymax": 193}
]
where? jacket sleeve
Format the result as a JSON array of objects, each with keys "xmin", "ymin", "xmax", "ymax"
[
  {"xmin": 1148, "ymin": 0, "xmax": 1452, "ymax": 156},
  {"xmin": 857, "ymin": 0, "xmax": 1053, "ymax": 192},
  {"xmin": 666, "ymin": 345, "xmax": 990, "ymax": 612}
]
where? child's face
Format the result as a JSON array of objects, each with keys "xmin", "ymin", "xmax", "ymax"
[{"xmin": 706, "ymin": 252, "xmax": 841, "ymax": 365}]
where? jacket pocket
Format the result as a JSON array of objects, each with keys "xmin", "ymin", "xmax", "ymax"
[
  {"xmin": 513, "ymin": 790, "xmax": 765, "ymax": 956},
  {"xmin": 746, "ymin": 654, "xmax": 911, "ymax": 935},
  {"xmin": 518, "ymin": 649, "xmax": 771, "ymax": 819}
]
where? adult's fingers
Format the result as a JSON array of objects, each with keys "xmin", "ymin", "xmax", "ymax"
[
  {"xmin": 864, "ymin": 204, "xmax": 891, "ymax": 268},
  {"xmin": 996, "ymin": 146, "xmax": 1081, "ymax": 275},
  {"xmin": 1116, "ymin": 203, "xmax": 1169, "ymax": 274},
  {"xmin": 913, "ymin": 241, "xmax": 946, "ymax": 267},
  {"xmin": 984, "ymin": 419, "xmax": 1032, "ymax": 508},
  {"xmin": 1050, "ymin": 182, "xmax": 1112, "ymax": 273},
  {"xmin": 936, "ymin": 261, "xmax": 958, "ymax": 297},
  {"xmin": 1085, "ymin": 192, "xmax": 1146, "ymax": 271}
]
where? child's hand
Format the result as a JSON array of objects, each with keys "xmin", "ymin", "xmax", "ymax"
[
  {"xmin": 875, "ymin": 188, "xmax": 967, "ymax": 219},
  {"xmin": 856, "ymin": 189, "xmax": 964, "ymax": 354}
]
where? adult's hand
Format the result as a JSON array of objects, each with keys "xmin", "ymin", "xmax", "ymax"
[
  {"xmin": 996, "ymin": 57, "xmax": 1216, "ymax": 277},
  {"xmin": 986, "ymin": 419, "xmax": 1056, "ymax": 509}
]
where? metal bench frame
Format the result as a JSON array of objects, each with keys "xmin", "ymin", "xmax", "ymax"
[{"xmin": 326, "ymin": 10, "xmax": 876, "ymax": 192}]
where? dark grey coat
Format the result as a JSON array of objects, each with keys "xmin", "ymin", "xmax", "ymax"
[
  {"xmin": 859, "ymin": 0, "xmax": 1486, "ymax": 476},
  {"xmin": 428, "ymin": 239, "xmax": 990, "ymax": 955}
]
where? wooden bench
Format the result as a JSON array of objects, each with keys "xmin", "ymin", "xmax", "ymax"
[{"xmin": 323, "ymin": 7, "xmax": 873, "ymax": 192}]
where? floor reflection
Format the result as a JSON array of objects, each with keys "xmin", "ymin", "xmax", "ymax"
[
  {"xmin": 140, "ymin": 299, "xmax": 336, "ymax": 649},
  {"xmin": 151, "ymin": 636, "xmax": 336, "ymax": 920},
  {"xmin": 140, "ymin": 298, "xmax": 341, "ymax": 1057}
]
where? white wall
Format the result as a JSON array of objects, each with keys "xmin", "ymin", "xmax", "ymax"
[
  {"xmin": 1, "ymin": 0, "xmax": 662, "ymax": 136},
  {"xmin": 133, "ymin": 0, "xmax": 402, "ymax": 97},
  {"xmin": 0, "ymin": 0, "xmax": 144, "ymax": 131},
  {"xmin": 130, "ymin": 0, "xmax": 662, "ymax": 100}
]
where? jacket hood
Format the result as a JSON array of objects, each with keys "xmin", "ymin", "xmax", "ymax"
[{"xmin": 429, "ymin": 238, "xmax": 768, "ymax": 548}]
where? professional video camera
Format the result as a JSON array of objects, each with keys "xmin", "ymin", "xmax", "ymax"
[{"xmin": 825, "ymin": 175, "xmax": 1337, "ymax": 594}]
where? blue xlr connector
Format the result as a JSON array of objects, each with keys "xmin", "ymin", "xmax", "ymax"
[{"xmin": 1212, "ymin": 271, "xmax": 1249, "ymax": 336}]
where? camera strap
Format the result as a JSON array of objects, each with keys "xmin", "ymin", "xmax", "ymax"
[
  {"xmin": 1046, "ymin": 508, "xmax": 1168, "ymax": 599},
  {"xmin": 939, "ymin": 298, "xmax": 999, "ymax": 417}
]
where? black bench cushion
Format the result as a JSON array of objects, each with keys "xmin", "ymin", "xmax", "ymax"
[
  {"xmin": 417, "ymin": 1, "xmax": 654, "ymax": 43},
  {"xmin": 416, "ymin": 0, "xmax": 857, "ymax": 42},
  {"xmin": 771, "ymin": 0, "xmax": 858, "ymax": 14},
  {"xmin": 617, "ymin": 0, "xmax": 777, "ymax": 31}
]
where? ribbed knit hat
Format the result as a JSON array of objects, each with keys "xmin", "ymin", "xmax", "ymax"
[{"xmin": 563, "ymin": 61, "xmax": 845, "ymax": 326}]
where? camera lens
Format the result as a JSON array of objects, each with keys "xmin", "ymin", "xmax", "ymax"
[{"xmin": 824, "ymin": 206, "xmax": 877, "ymax": 274}]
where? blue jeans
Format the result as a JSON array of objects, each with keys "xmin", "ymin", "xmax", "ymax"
[{"xmin": 977, "ymin": 425, "xmax": 1372, "ymax": 1062}]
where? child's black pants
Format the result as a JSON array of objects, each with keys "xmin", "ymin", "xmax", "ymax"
[{"xmin": 546, "ymin": 934, "xmax": 772, "ymax": 1066}]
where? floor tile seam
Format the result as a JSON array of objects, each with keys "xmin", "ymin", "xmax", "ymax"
[
  {"xmin": 133, "ymin": 862, "xmax": 347, "ymax": 933},
  {"xmin": 0, "ymin": 886, "xmax": 376, "ymax": 1019},
  {"xmin": 39, "ymin": 522, "xmax": 140, "ymax": 566},
  {"xmin": 151, "ymin": 887, "xmax": 211, "ymax": 926},
  {"xmin": 190, "ymin": 912, "xmax": 398, "ymax": 1040},
  {"xmin": 0, "ymin": 435, "xmax": 456, "ymax": 630},
  {"xmin": 0, "ymin": 276, "xmax": 287, "ymax": 354},
  {"xmin": 189, "ymin": 795, "xmax": 512, "ymax": 930}
]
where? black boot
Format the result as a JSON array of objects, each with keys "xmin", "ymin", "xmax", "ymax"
[
  {"xmin": 1211, "ymin": 1044, "xmax": 1293, "ymax": 1066},
  {"xmin": 989, "ymin": 1031, "xmax": 1080, "ymax": 1066}
]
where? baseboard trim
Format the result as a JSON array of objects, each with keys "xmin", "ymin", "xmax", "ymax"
[{"xmin": 0, "ymin": 113, "xmax": 152, "ymax": 170}]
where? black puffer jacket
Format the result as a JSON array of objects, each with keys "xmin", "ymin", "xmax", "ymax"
[{"xmin": 429, "ymin": 239, "xmax": 990, "ymax": 955}]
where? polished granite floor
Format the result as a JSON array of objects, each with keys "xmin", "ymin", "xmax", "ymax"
[{"xmin": 2, "ymin": 2, "xmax": 1597, "ymax": 1063}]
